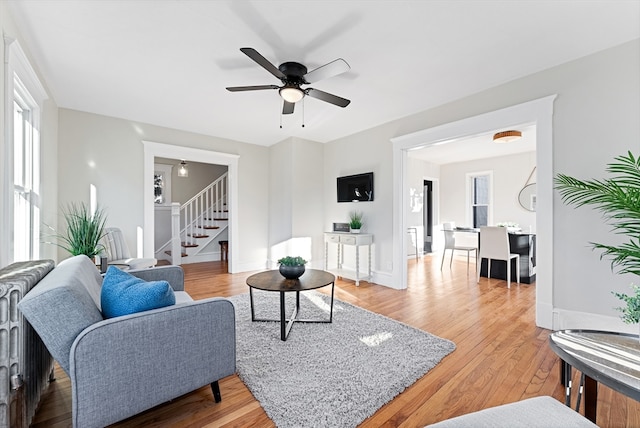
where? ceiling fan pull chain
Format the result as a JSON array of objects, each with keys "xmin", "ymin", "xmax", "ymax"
[
  {"xmin": 280, "ymin": 111, "xmax": 283, "ymax": 129},
  {"xmin": 302, "ymin": 98, "xmax": 305, "ymax": 128}
]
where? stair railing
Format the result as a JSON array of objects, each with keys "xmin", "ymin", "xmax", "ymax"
[
  {"xmin": 160, "ymin": 172, "xmax": 228, "ymax": 265},
  {"xmin": 181, "ymin": 172, "xmax": 228, "ymax": 245}
]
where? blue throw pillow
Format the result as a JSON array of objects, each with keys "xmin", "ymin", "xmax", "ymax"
[{"xmin": 101, "ymin": 266, "xmax": 176, "ymax": 318}]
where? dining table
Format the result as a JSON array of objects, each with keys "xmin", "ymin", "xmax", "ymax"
[{"xmin": 455, "ymin": 227, "xmax": 536, "ymax": 283}]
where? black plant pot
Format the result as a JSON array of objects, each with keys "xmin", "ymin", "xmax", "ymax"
[{"xmin": 279, "ymin": 264, "xmax": 305, "ymax": 280}]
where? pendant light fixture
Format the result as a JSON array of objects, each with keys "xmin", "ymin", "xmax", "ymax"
[{"xmin": 177, "ymin": 160, "xmax": 189, "ymax": 178}]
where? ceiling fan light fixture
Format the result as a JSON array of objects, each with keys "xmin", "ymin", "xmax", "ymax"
[
  {"xmin": 279, "ymin": 86, "xmax": 304, "ymax": 103},
  {"xmin": 493, "ymin": 130, "xmax": 522, "ymax": 143}
]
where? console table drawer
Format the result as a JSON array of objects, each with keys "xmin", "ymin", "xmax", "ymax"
[
  {"xmin": 340, "ymin": 236, "xmax": 356, "ymax": 245},
  {"xmin": 326, "ymin": 234, "xmax": 341, "ymax": 244}
]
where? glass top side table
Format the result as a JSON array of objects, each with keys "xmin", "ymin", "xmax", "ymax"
[{"xmin": 549, "ymin": 329, "xmax": 640, "ymax": 423}]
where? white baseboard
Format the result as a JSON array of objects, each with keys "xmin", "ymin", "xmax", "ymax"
[
  {"xmin": 536, "ymin": 301, "xmax": 554, "ymax": 330},
  {"xmin": 553, "ymin": 308, "xmax": 637, "ymax": 334},
  {"xmin": 231, "ymin": 259, "xmax": 269, "ymax": 274},
  {"xmin": 182, "ymin": 251, "xmax": 220, "ymax": 264},
  {"xmin": 371, "ymin": 270, "xmax": 396, "ymax": 289}
]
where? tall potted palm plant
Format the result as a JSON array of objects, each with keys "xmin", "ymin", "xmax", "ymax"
[{"xmin": 555, "ymin": 151, "xmax": 640, "ymax": 325}]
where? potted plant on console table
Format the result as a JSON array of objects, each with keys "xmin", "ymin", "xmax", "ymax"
[
  {"xmin": 277, "ymin": 256, "xmax": 307, "ymax": 280},
  {"xmin": 555, "ymin": 151, "xmax": 640, "ymax": 333},
  {"xmin": 349, "ymin": 211, "xmax": 364, "ymax": 234}
]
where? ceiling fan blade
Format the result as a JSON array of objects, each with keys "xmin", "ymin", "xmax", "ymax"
[
  {"xmin": 282, "ymin": 101, "xmax": 295, "ymax": 115},
  {"xmin": 240, "ymin": 47, "xmax": 286, "ymax": 80},
  {"xmin": 305, "ymin": 88, "xmax": 351, "ymax": 108},
  {"xmin": 303, "ymin": 58, "xmax": 350, "ymax": 83},
  {"xmin": 226, "ymin": 85, "xmax": 279, "ymax": 92}
]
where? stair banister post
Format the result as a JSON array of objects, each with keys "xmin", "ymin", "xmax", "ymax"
[
  {"xmin": 195, "ymin": 195, "xmax": 200, "ymax": 238},
  {"xmin": 171, "ymin": 202, "xmax": 182, "ymax": 265},
  {"xmin": 210, "ymin": 184, "xmax": 214, "ymax": 225},
  {"xmin": 205, "ymin": 188, "xmax": 210, "ymax": 228},
  {"xmin": 215, "ymin": 180, "xmax": 219, "ymax": 219},
  {"xmin": 188, "ymin": 202, "xmax": 193, "ymax": 245}
]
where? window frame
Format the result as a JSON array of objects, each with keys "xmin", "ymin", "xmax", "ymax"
[
  {"xmin": 2, "ymin": 36, "xmax": 48, "ymax": 266},
  {"xmin": 466, "ymin": 171, "xmax": 493, "ymax": 228},
  {"xmin": 154, "ymin": 163, "xmax": 173, "ymax": 206}
]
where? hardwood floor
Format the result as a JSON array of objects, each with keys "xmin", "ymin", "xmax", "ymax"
[{"xmin": 31, "ymin": 254, "xmax": 640, "ymax": 427}]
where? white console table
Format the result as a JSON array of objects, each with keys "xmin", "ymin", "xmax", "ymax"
[{"xmin": 324, "ymin": 232, "xmax": 373, "ymax": 286}]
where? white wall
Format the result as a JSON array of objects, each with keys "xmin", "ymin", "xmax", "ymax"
[
  {"xmin": 166, "ymin": 160, "xmax": 227, "ymax": 205},
  {"xmin": 327, "ymin": 39, "xmax": 640, "ymax": 329},
  {"xmin": 549, "ymin": 39, "xmax": 640, "ymax": 329},
  {"xmin": 39, "ymin": 101, "xmax": 59, "ymax": 261},
  {"xmin": 268, "ymin": 138, "xmax": 293, "ymax": 258},
  {"xmin": 439, "ymin": 151, "xmax": 537, "ymax": 232},
  {"xmin": 292, "ymin": 138, "xmax": 325, "ymax": 266},
  {"xmin": 269, "ymin": 137, "xmax": 324, "ymax": 268},
  {"xmin": 324, "ymin": 132, "xmax": 390, "ymax": 282},
  {"xmin": 57, "ymin": 108, "xmax": 270, "ymax": 270}
]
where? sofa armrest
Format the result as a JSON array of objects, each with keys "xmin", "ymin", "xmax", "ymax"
[
  {"xmin": 127, "ymin": 265, "xmax": 185, "ymax": 291},
  {"xmin": 69, "ymin": 298, "xmax": 235, "ymax": 428}
]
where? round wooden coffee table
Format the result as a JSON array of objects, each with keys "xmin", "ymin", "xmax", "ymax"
[{"xmin": 246, "ymin": 269, "xmax": 335, "ymax": 341}]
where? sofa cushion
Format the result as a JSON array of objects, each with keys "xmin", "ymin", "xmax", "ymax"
[
  {"xmin": 17, "ymin": 255, "xmax": 105, "ymax": 376},
  {"xmin": 101, "ymin": 267, "xmax": 176, "ymax": 318}
]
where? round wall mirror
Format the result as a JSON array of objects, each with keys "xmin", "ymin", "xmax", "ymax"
[{"xmin": 518, "ymin": 183, "xmax": 537, "ymax": 212}]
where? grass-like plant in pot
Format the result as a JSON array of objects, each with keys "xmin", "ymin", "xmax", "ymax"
[
  {"xmin": 277, "ymin": 256, "xmax": 307, "ymax": 280},
  {"xmin": 554, "ymin": 151, "xmax": 640, "ymax": 326},
  {"xmin": 349, "ymin": 211, "xmax": 363, "ymax": 233},
  {"xmin": 56, "ymin": 202, "xmax": 108, "ymax": 259}
]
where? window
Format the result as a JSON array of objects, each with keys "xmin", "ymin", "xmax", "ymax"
[
  {"xmin": 12, "ymin": 97, "xmax": 41, "ymax": 261},
  {"xmin": 2, "ymin": 38, "xmax": 47, "ymax": 265},
  {"xmin": 468, "ymin": 172, "xmax": 492, "ymax": 228},
  {"xmin": 154, "ymin": 164, "xmax": 173, "ymax": 205}
]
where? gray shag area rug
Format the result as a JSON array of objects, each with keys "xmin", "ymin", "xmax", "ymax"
[{"xmin": 229, "ymin": 291, "xmax": 456, "ymax": 428}]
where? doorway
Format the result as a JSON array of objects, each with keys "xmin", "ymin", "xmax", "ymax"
[
  {"xmin": 142, "ymin": 141, "xmax": 240, "ymax": 273},
  {"xmin": 423, "ymin": 180, "xmax": 433, "ymax": 253},
  {"xmin": 391, "ymin": 95, "xmax": 556, "ymax": 329}
]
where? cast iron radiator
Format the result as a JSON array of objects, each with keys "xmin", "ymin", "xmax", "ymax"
[{"xmin": 0, "ymin": 260, "xmax": 55, "ymax": 428}]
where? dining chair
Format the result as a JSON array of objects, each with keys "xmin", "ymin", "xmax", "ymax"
[
  {"xmin": 477, "ymin": 226, "xmax": 520, "ymax": 288},
  {"xmin": 441, "ymin": 222, "xmax": 477, "ymax": 274}
]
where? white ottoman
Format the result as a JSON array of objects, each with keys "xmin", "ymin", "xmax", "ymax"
[{"xmin": 426, "ymin": 396, "xmax": 598, "ymax": 428}]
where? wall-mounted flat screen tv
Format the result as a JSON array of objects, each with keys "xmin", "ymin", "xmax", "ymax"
[{"xmin": 337, "ymin": 172, "xmax": 374, "ymax": 202}]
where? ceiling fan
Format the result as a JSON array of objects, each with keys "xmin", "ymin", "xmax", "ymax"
[{"xmin": 226, "ymin": 47, "xmax": 351, "ymax": 115}]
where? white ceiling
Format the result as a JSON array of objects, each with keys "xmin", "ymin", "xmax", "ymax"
[
  {"xmin": 408, "ymin": 125, "xmax": 536, "ymax": 165},
  {"xmin": 7, "ymin": 1, "xmax": 640, "ymax": 147}
]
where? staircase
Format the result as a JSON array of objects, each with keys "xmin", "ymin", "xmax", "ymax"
[{"xmin": 156, "ymin": 173, "xmax": 228, "ymax": 265}]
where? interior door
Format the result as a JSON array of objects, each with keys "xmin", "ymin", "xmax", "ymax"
[{"xmin": 423, "ymin": 180, "xmax": 433, "ymax": 253}]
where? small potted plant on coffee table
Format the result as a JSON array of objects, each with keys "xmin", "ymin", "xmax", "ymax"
[{"xmin": 277, "ymin": 256, "xmax": 307, "ymax": 280}]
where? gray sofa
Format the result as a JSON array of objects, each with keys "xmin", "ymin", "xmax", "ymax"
[{"xmin": 18, "ymin": 255, "xmax": 236, "ymax": 428}]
